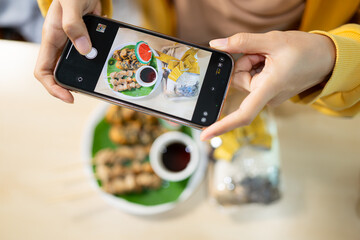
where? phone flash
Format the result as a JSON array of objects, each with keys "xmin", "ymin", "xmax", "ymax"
[{"xmin": 96, "ymin": 23, "xmax": 106, "ymax": 33}]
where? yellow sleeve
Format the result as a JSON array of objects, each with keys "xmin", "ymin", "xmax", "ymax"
[
  {"xmin": 37, "ymin": 0, "xmax": 113, "ymax": 17},
  {"xmin": 292, "ymin": 24, "xmax": 360, "ymax": 117},
  {"xmin": 136, "ymin": 0, "xmax": 176, "ymax": 36}
]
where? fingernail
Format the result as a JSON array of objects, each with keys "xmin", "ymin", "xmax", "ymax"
[
  {"xmin": 56, "ymin": 94, "xmax": 73, "ymax": 104},
  {"xmin": 63, "ymin": 98, "xmax": 74, "ymax": 104},
  {"xmin": 209, "ymin": 38, "xmax": 228, "ymax": 49},
  {"xmin": 74, "ymin": 36, "xmax": 91, "ymax": 55},
  {"xmin": 55, "ymin": 92, "xmax": 74, "ymax": 104},
  {"xmin": 206, "ymin": 135, "xmax": 215, "ymax": 141},
  {"xmin": 200, "ymin": 133, "xmax": 214, "ymax": 141}
]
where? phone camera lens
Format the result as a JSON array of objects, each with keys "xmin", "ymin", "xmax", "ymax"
[
  {"xmin": 219, "ymin": 57, "xmax": 225, "ymax": 62},
  {"xmin": 77, "ymin": 77, "xmax": 83, "ymax": 82}
]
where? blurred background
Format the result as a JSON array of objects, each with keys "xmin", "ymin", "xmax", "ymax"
[
  {"xmin": 0, "ymin": 0, "xmax": 141, "ymax": 42},
  {"xmin": 1, "ymin": 0, "xmax": 360, "ymax": 240}
]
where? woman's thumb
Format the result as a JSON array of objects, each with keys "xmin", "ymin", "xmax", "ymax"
[{"xmin": 61, "ymin": 2, "xmax": 92, "ymax": 55}]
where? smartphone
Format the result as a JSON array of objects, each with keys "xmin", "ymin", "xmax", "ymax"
[{"xmin": 55, "ymin": 15, "xmax": 233, "ymax": 129}]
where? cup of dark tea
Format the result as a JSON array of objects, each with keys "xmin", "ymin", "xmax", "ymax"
[
  {"xmin": 150, "ymin": 132, "xmax": 199, "ymax": 182},
  {"xmin": 135, "ymin": 66, "xmax": 158, "ymax": 87}
]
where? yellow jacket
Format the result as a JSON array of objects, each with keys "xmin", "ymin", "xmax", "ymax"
[
  {"xmin": 296, "ymin": 0, "xmax": 360, "ymax": 117},
  {"xmin": 37, "ymin": 0, "xmax": 113, "ymax": 17},
  {"xmin": 38, "ymin": 0, "xmax": 360, "ymax": 117}
]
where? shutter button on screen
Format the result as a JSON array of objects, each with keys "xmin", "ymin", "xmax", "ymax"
[{"xmin": 85, "ymin": 47, "xmax": 98, "ymax": 59}]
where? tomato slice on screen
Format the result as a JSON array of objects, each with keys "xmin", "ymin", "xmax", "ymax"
[{"xmin": 135, "ymin": 41, "xmax": 152, "ymax": 64}]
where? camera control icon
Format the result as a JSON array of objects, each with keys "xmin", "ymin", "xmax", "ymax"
[{"xmin": 85, "ymin": 47, "xmax": 98, "ymax": 60}]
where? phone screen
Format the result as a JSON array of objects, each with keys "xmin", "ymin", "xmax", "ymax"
[
  {"xmin": 55, "ymin": 16, "xmax": 233, "ymax": 127},
  {"xmin": 94, "ymin": 25, "xmax": 212, "ymax": 121}
]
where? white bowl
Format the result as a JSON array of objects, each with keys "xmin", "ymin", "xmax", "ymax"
[
  {"xmin": 150, "ymin": 131, "xmax": 199, "ymax": 182},
  {"xmin": 82, "ymin": 103, "xmax": 208, "ymax": 215},
  {"xmin": 135, "ymin": 65, "xmax": 158, "ymax": 87}
]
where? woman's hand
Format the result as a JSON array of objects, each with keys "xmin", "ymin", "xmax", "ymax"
[
  {"xmin": 200, "ymin": 30, "xmax": 336, "ymax": 141},
  {"xmin": 34, "ymin": 0, "xmax": 102, "ymax": 103}
]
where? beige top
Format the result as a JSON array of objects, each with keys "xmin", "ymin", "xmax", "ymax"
[{"xmin": 174, "ymin": 0, "xmax": 305, "ymax": 44}]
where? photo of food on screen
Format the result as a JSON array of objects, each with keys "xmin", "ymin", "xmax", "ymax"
[{"xmin": 95, "ymin": 27, "xmax": 212, "ymax": 120}]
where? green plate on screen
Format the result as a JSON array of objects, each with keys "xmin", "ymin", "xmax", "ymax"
[
  {"xmin": 82, "ymin": 103, "xmax": 208, "ymax": 215},
  {"xmin": 105, "ymin": 42, "xmax": 163, "ymax": 99}
]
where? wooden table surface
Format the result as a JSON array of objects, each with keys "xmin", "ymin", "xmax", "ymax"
[{"xmin": 1, "ymin": 40, "xmax": 360, "ymax": 240}]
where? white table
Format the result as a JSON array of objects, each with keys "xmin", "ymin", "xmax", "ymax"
[{"xmin": 0, "ymin": 40, "xmax": 360, "ymax": 240}]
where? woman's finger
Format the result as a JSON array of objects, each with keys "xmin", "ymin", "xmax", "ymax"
[
  {"xmin": 93, "ymin": 0, "xmax": 102, "ymax": 16},
  {"xmin": 34, "ymin": 0, "xmax": 74, "ymax": 103},
  {"xmin": 232, "ymin": 71, "xmax": 252, "ymax": 92},
  {"xmin": 232, "ymin": 54, "xmax": 266, "ymax": 91},
  {"xmin": 235, "ymin": 54, "xmax": 265, "ymax": 72},
  {"xmin": 200, "ymin": 82, "xmax": 275, "ymax": 141},
  {"xmin": 60, "ymin": 0, "xmax": 92, "ymax": 55},
  {"xmin": 209, "ymin": 32, "xmax": 276, "ymax": 54}
]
